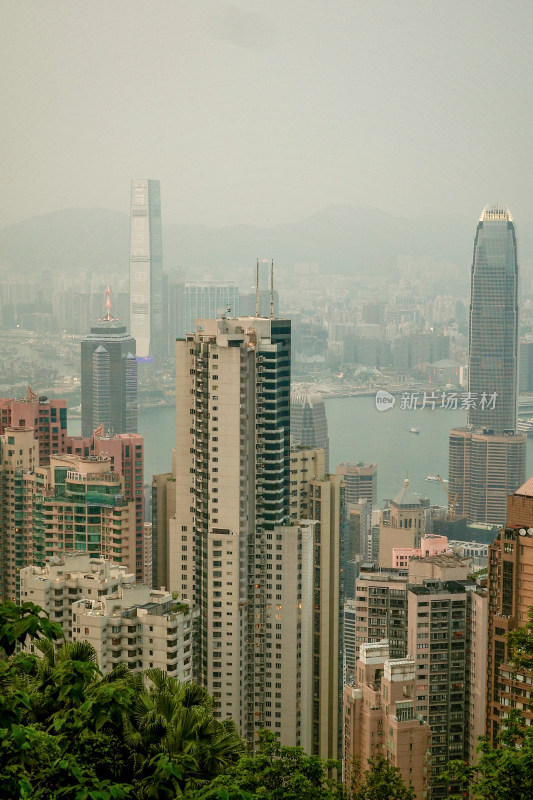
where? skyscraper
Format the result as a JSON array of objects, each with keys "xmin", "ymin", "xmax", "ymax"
[
  {"xmin": 81, "ymin": 288, "xmax": 137, "ymax": 436},
  {"xmin": 291, "ymin": 387, "xmax": 329, "ymax": 470},
  {"xmin": 449, "ymin": 206, "xmax": 526, "ymax": 525},
  {"xmin": 167, "ymin": 310, "xmax": 340, "ymax": 756},
  {"xmin": 468, "ymin": 205, "xmax": 519, "ymax": 434},
  {"xmin": 169, "ymin": 313, "xmax": 291, "ymax": 742},
  {"xmin": 129, "ymin": 179, "xmax": 163, "ymax": 359}
]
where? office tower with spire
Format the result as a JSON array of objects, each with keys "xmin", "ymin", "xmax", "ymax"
[
  {"xmin": 449, "ymin": 206, "xmax": 526, "ymax": 525},
  {"xmin": 129, "ymin": 179, "xmax": 163, "ymax": 359},
  {"xmin": 81, "ymin": 287, "xmax": 137, "ymax": 436}
]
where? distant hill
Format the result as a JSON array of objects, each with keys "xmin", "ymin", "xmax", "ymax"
[{"xmin": 0, "ymin": 204, "xmax": 529, "ymax": 282}]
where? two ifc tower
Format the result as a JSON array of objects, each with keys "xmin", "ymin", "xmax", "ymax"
[{"xmin": 449, "ymin": 204, "xmax": 526, "ymax": 526}]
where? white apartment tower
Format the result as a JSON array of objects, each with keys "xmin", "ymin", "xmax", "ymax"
[
  {"xmin": 21, "ymin": 553, "xmax": 198, "ymax": 682},
  {"xmin": 129, "ymin": 179, "xmax": 163, "ymax": 359},
  {"xmin": 169, "ymin": 314, "xmax": 291, "ymax": 744}
]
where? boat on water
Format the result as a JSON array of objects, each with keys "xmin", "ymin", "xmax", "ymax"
[
  {"xmin": 409, "ymin": 427, "xmax": 420, "ymax": 434},
  {"xmin": 426, "ymin": 475, "xmax": 448, "ymax": 482}
]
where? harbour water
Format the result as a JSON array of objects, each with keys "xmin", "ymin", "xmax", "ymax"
[{"xmin": 76, "ymin": 395, "xmax": 533, "ymax": 510}]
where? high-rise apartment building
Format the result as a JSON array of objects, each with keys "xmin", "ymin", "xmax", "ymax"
[
  {"xmin": 345, "ymin": 499, "xmax": 373, "ymax": 569},
  {"xmin": 449, "ymin": 205, "xmax": 525, "ymax": 525},
  {"xmin": 0, "ymin": 399, "xmax": 146, "ymax": 598},
  {"xmin": 336, "ymin": 462, "xmax": 377, "ymax": 507},
  {"xmin": 262, "ymin": 520, "xmax": 315, "ymax": 750},
  {"xmin": 169, "ymin": 314, "xmax": 291, "ymax": 744},
  {"xmin": 151, "ymin": 467, "xmax": 176, "ymax": 590},
  {"xmin": 0, "ymin": 426, "xmax": 37, "ymax": 601},
  {"xmin": 81, "ymin": 289, "xmax": 137, "ymax": 436},
  {"xmin": 343, "ymin": 642, "xmax": 431, "ymax": 800},
  {"xmin": 0, "ymin": 388, "xmax": 67, "ymax": 465},
  {"xmin": 33, "ymin": 453, "xmax": 140, "ymax": 578},
  {"xmin": 129, "ymin": 179, "xmax": 163, "ymax": 359},
  {"xmin": 486, "ymin": 479, "xmax": 533, "ymax": 744},
  {"xmin": 282, "ymin": 445, "xmax": 343, "ymax": 755},
  {"xmin": 168, "ymin": 314, "xmax": 340, "ymax": 756},
  {"xmin": 468, "ymin": 584, "xmax": 488, "ymax": 764},
  {"xmin": 347, "ymin": 552, "xmax": 471, "ymax": 665},
  {"xmin": 291, "ymin": 388, "xmax": 329, "ymax": 470},
  {"xmin": 343, "ymin": 599, "xmax": 357, "ymax": 683},
  {"xmin": 407, "ymin": 581, "xmax": 472, "ymax": 799},
  {"xmin": 63, "ymin": 429, "xmax": 145, "ymax": 582},
  {"xmin": 352, "ymin": 566, "xmax": 408, "ymax": 662},
  {"xmin": 21, "ymin": 553, "xmax": 198, "ymax": 681},
  {"xmin": 344, "ymin": 554, "xmax": 485, "ymax": 798}
]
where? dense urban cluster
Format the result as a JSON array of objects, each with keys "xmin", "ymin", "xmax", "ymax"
[{"xmin": 2, "ymin": 188, "xmax": 533, "ymax": 799}]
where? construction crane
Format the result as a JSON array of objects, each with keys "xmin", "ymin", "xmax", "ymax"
[{"xmin": 437, "ymin": 475, "xmax": 458, "ymax": 521}]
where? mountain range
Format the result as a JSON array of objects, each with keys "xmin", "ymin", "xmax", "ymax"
[{"xmin": 0, "ymin": 205, "xmax": 530, "ymax": 283}]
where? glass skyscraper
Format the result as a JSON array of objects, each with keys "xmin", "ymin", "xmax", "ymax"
[
  {"xmin": 468, "ymin": 205, "xmax": 519, "ymax": 434},
  {"xmin": 291, "ymin": 387, "xmax": 329, "ymax": 471},
  {"xmin": 129, "ymin": 179, "xmax": 163, "ymax": 359},
  {"xmin": 449, "ymin": 205, "xmax": 525, "ymax": 525},
  {"xmin": 81, "ymin": 292, "xmax": 137, "ymax": 437}
]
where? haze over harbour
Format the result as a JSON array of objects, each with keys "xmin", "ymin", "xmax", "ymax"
[{"xmin": 108, "ymin": 397, "xmax": 533, "ymax": 509}]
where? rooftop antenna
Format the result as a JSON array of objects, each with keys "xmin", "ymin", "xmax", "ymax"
[
  {"xmin": 255, "ymin": 259, "xmax": 260, "ymax": 317},
  {"xmin": 270, "ymin": 259, "xmax": 274, "ymax": 319}
]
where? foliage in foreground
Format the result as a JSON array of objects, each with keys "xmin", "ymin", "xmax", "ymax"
[
  {"xmin": 445, "ymin": 712, "xmax": 533, "ymax": 800},
  {"xmin": 0, "ymin": 601, "xmax": 243, "ymax": 799},
  {"xmin": 0, "ymin": 601, "xmax": 429, "ymax": 800},
  {"xmin": 349, "ymin": 755, "xmax": 415, "ymax": 800}
]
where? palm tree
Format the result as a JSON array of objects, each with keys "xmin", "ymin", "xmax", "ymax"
[{"xmin": 126, "ymin": 669, "xmax": 244, "ymax": 795}]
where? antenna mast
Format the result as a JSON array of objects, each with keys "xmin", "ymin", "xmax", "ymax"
[
  {"xmin": 270, "ymin": 259, "xmax": 274, "ymax": 319},
  {"xmin": 255, "ymin": 258, "xmax": 260, "ymax": 317}
]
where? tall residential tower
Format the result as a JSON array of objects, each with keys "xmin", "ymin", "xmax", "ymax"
[
  {"xmin": 167, "ymin": 311, "xmax": 340, "ymax": 757},
  {"xmin": 169, "ymin": 314, "xmax": 292, "ymax": 743},
  {"xmin": 129, "ymin": 179, "xmax": 163, "ymax": 359}
]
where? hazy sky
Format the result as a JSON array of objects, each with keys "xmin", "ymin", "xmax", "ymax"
[{"xmin": 2, "ymin": 0, "xmax": 533, "ymax": 228}]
